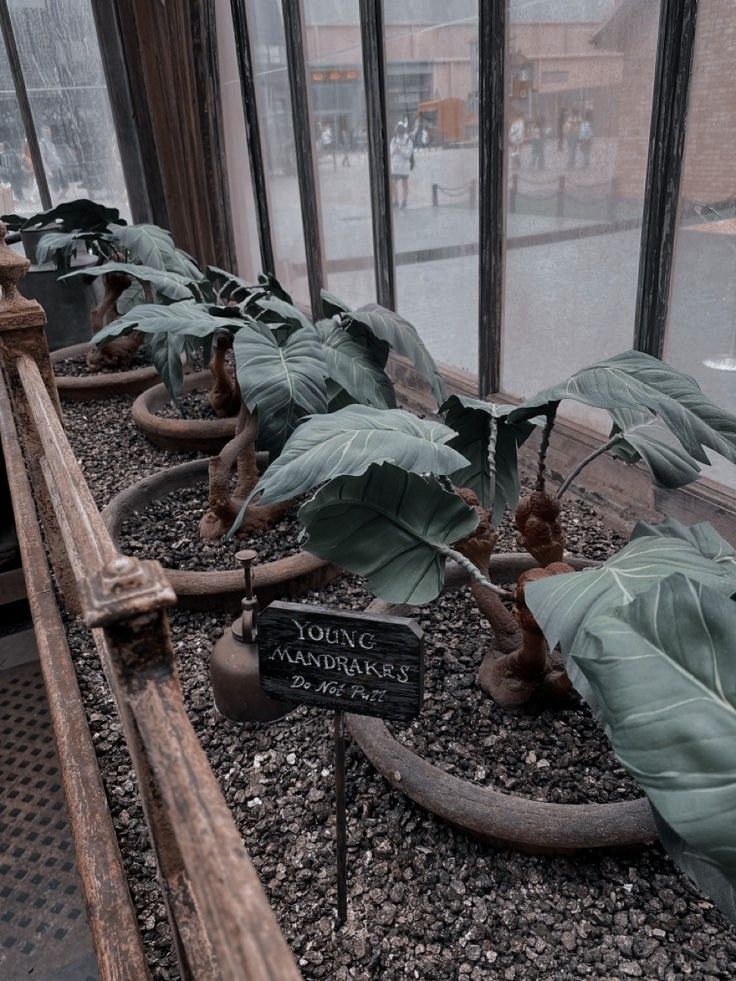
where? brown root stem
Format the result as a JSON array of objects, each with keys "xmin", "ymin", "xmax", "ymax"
[
  {"xmin": 199, "ymin": 405, "xmax": 290, "ymax": 540},
  {"xmin": 208, "ymin": 334, "xmax": 240, "ymax": 418}
]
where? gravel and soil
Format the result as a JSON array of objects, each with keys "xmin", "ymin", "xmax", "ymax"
[
  {"xmin": 119, "ymin": 483, "xmax": 304, "ymax": 571},
  {"xmin": 155, "ymin": 388, "xmax": 219, "ymax": 420},
  {"xmin": 59, "ymin": 392, "xmax": 736, "ymax": 979},
  {"xmin": 54, "ymin": 348, "xmax": 152, "ymax": 376}
]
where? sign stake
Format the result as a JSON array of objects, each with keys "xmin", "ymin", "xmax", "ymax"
[{"xmin": 334, "ymin": 709, "xmax": 348, "ymax": 925}]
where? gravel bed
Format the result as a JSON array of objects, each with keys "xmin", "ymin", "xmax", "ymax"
[
  {"xmin": 389, "ymin": 585, "xmax": 640, "ymax": 804},
  {"xmin": 155, "ymin": 389, "xmax": 219, "ymax": 421},
  {"xmin": 61, "ymin": 394, "xmax": 193, "ymax": 506},
  {"xmin": 119, "ymin": 483, "xmax": 303, "ymax": 571},
  {"xmin": 54, "ymin": 348, "xmax": 151, "ymax": 376},
  {"xmin": 63, "ymin": 573, "xmax": 736, "ymax": 980},
  {"xmin": 60, "ymin": 393, "xmax": 736, "ymax": 978}
]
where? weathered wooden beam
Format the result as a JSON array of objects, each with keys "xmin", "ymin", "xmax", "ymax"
[{"xmin": 0, "ymin": 371, "xmax": 150, "ymax": 980}]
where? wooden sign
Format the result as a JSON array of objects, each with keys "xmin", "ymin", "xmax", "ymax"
[{"xmin": 258, "ymin": 601, "xmax": 424, "ymax": 723}]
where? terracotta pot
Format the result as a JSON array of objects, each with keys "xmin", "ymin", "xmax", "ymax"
[
  {"xmin": 102, "ymin": 457, "xmax": 339, "ymax": 612},
  {"xmin": 52, "ymin": 342, "xmax": 162, "ymax": 401},
  {"xmin": 132, "ymin": 370, "xmax": 237, "ymax": 453},
  {"xmin": 347, "ymin": 554, "xmax": 657, "ymax": 855}
]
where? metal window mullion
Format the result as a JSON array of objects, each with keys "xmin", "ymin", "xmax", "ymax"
[
  {"xmin": 478, "ymin": 0, "xmax": 504, "ymax": 397},
  {"xmin": 0, "ymin": 0, "xmax": 52, "ymax": 211},
  {"xmin": 281, "ymin": 0, "xmax": 325, "ymax": 319},
  {"xmin": 634, "ymin": 0, "xmax": 699, "ymax": 359},
  {"xmin": 91, "ymin": 0, "xmax": 156, "ymax": 223},
  {"xmin": 359, "ymin": 0, "xmax": 395, "ymax": 310},
  {"xmin": 230, "ymin": 0, "xmax": 275, "ymax": 276}
]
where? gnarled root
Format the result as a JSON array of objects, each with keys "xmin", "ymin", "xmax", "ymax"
[
  {"xmin": 515, "ymin": 490, "xmax": 565, "ymax": 567},
  {"xmin": 454, "ymin": 488, "xmax": 521, "ymax": 655},
  {"xmin": 208, "ymin": 334, "xmax": 240, "ymax": 418},
  {"xmin": 87, "ymin": 271, "xmax": 143, "ymax": 371},
  {"xmin": 199, "ymin": 405, "xmax": 290, "ymax": 540},
  {"xmin": 478, "ymin": 562, "xmax": 574, "ymax": 710}
]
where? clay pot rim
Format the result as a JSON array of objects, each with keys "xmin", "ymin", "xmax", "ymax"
[
  {"xmin": 131, "ymin": 370, "xmax": 237, "ymax": 452},
  {"xmin": 52, "ymin": 341, "xmax": 162, "ymax": 399},
  {"xmin": 347, "ymin": 560, "xmax": 657, "ymax": 855},
  {"xmin": 101, "ymin": 456, "xmax": 337, "ymax": 611}
]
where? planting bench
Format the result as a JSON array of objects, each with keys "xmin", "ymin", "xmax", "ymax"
[{"xmin": 0, "ymin": 222, "xmax": 300, "ymax": 980}]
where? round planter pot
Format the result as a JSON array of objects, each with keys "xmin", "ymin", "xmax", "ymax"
[
  {"xmin": 347, "ymin": 554, "xmax": 657, "ymax": 855},
  {"xmin": 52, "ymin": 342, "xmax": 163, "ymax": 401},
  {"xmin": 132, "ymin": 370, "xmax": 237, "ymax": 453},
  {"xmin": 102, "ymin": 457, "xmax": 339, "ymax": 612}
]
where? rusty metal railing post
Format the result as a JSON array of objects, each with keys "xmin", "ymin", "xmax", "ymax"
[{"xmin": 0, "ymin": 220, "xmax": 79, "ymax": 609}]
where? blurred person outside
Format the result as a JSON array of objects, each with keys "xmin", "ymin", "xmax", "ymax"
[
  {"xmin": 531, "ymin": 118, "xmax": 546, "ymax": 170},
  {"xmin": 390, "ymin": 120, "xmax": 413, "ymax": 208},
  {"xmin": 579, "ymin": 111, "xmax": 593, "ymax": 169},
  {"xmin": 509, "ymin": 115, "xmax": 524, "ymax": 170},
  {"xmin": 566, "ymin": 112, "xmax": 580, "ymax": 169}
]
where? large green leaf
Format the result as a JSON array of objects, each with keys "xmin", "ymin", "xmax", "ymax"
[
  {"xmin": 630, "ymin": 516, "xmax": 736, "ymax": 567},
  {"xmin": 255, "ymin": 296, "xmax": 313, "ymax": 333},
  {"xmin": 575, "ymin": 574, "xmax": 736, "ymax": 921},
  {"xmin": 321, "ymin": 289, "xmax": 350, "ymax": 319},
  {"xmin": 110, "ymin": 223, "xmax": 178, "ymax": 270},
  {"xmin": 16, "ymin": 198, "xmax": 122, "ymax": 232},
  {"xmin": 250, "ymin": 406, "xmax": 469, "ymax": 506},
  {"xmin": 343, "ymin": 304, "xmax": 447, "ymax": 404},
  {"xmin": 525, "ymin": 532, "xmax": 736, "ymax": 657},
  {"xmin": 148, "ymin": 329, "xmax": 187, "ymax": 401},
  {"xmin": 234, "ymin": 323, "xmax": 327, "ymax": 453},
  {"xmin": 62, "ymin": 261, "xmax": 194, "ymax": 302},
  {"xmin": 92, "ymin": 299, "xmax": 239, "ymax": 372},
  {"xmin": 315, "ymin": 319, "xmax": 396, "ymax": 409},
  {"xmin": 508, "ymin": 350, "xmax": 736, "ymax": 466},
  {"xmin": 35, "ymin": 231, "xmax": 86, "ymax": 271},
  {"xmin": 300, "ymin": 462, "xmax": 478, "ymax": 604},
  {"xmin": 441, "ymin": 395, "xmax": 534, "ymax": 521},
  {"xmin": 652, "ymin": 809, "xmax": 736, "ymax": 926},
  {"xmin": 611, "ymin": 420, "xmax": 702, "ymax": 488},
  {"xmin": 206, "ymin": 265, "xmax": 258, "ymax": 304}
]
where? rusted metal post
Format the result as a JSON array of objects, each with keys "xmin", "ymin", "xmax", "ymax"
[{"xmin": 334, "ymin": 709, "xmax": 348, "ymax": 925}]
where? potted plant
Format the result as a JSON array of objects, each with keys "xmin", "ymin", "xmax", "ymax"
[
  {"xmin": 50, "ymin": 219, "xmax": 205, "ymax": 398},
  {"xmin": 2, "ymin": 199, "xmax": 124, "ymax": 351},
  {"xmin": 233, "ymin": 351, "xmax": 736, "ymax": 886},
  {"xmin": 99, "ymin": 290, "xmax": 449, "ymax": 610}
]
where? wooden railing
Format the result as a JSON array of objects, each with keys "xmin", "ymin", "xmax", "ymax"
[{"xmin": 0, "ymin": 222, "xmax": 300, "ymax": 981}]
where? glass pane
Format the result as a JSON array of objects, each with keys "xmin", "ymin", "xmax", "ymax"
[
  {"xmin": 664, "ymin": 0, "xmax": 736, "ymax": 487},
  {"xmin": 215, "ymin": 0, "xmax": 263, "ymax": 279},
  {"xmin": 501, "ymin": 0, "xmax": 659, "ymax": 427},
  {"xmin": 0, "ymin": 33, "xmax": 39, "ymax": 213},
  {"xmin": 244, "ymin": 0, "xmax": 309, "ymax": 305},
  {"xmin": 383, "ymin": 1, "xmax": 479, "ymax": 376},
  {"xmin": 7, "ymin": 0, "xmax": 129, "ymax": 216},
  {"xmin": 303, "ymin": 0, "xmax": 374, "ymax": 308}
]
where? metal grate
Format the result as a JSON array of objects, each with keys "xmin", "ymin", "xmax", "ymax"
[{"xmin": 0, "ymin": 659, "xmax": 98, "ymax": 980}]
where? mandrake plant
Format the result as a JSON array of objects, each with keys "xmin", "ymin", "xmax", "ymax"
[
  {"xmin": 94, "ymin": 284, "xmax": 448, "ymax": 539},
  {"xmin": 236, "ymin": 349, "xmax": 736, "ymax": 925}
]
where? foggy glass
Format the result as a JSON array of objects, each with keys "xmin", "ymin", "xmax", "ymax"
[
  {"xmin": 303, "ymin": 0, "xmax": 374, "ymax": 309},
  {"xmin": 501, "ymin": 0, "xmax": 659, "ymax": 428},
  {"xmin": 665, "ymin": 0, "xmax": 736, "ymax": 487},
  {"xmin": 383, "ymin": 0, "xmax": 479, "ymax": 376},
  {"xmin": 245, "ymin": 0, "xmax": 310, "ymax": 306},
  {"xmin": 5, "ymin": 0, "xmax": 129, "ymax": 217}
]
